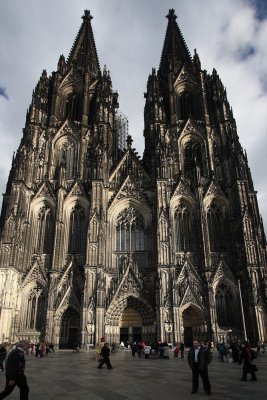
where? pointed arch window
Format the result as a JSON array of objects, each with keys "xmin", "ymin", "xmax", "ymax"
[
  {"xmin": 68, "ymin": 204, "xmax": 87, "ymax": 254},
  {"xmin": 174, "ymin": 202, "xmax": 195, "ymax": 251},
  {"xmin": 24, "ymin": 286, "xmax": 46, "ymax": 331},
  {"xmin": 116, "ymin": 207, "xmax": 145, "ymax": 251},
  {"xmin": 215, "ymin": 283, "xmax": 236, "ymax": 327},
  {"xmin": 65, "ymin": 93, "xmax": 82, "ymax": 121},
  {"xmin": 59, "ymin": 141, "xmax": 76, "ymax": 179},
  {"xmin": 184, "ymin": 141, "xmax": 204, "ymax": 183},
  {"xmin": 180, "ymin": 93, "xmax": 191, "ymax": 119},
  {"xmin": 207, "ymin": 202, "xmax": 228, "ymax": 252},
  {"xmin": 35, "ymin": 206, "xmax": 55, "ymax": 254}
]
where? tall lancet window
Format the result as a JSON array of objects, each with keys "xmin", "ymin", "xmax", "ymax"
[
  {"xmin": 175, "ymin": 202, "xmax": 194, "ymax": 252},
  {"xmin": 65, "ymin": 93, "xmax": 82, "ymax": 121},
  {"xmin": 24, "ymin": 286, "xmax": 46, "ymax": 331},
  {"xmin": 180, "ymin": 92, "xmax": 191, "ymax": 120},
  {"xmin": 116, "ymin": 207, "xmax": 145, "ymax": 251},
  {"xmin": 68, "ymin": 204, "xmax": 87, "ymax": 254},
  {"xmin": 184, "ymin": 141, "xmax": 204, "ymax": 184},
  {"xmin": 215, "ymin": 282, "xmax": 236, "ymax": 327},
  {"xmin": 207, "ymin": 202, "xmax": 227, "ymax": 252},
  {"xmin": 59, "ymin": 141, "xmax": 76, "ymax": 180},
  {"xmin": 35, "ymin": 206, "xmax": 54, "ymax": 254}
]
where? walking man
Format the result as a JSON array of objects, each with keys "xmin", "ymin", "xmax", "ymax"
[
  {"xmin": 0, "ymin": 339, "xmax": 30, "ymax": 399},
  {"xmin": 188, "ymin": 340, "xmax": 212, "ymax": 395},
  {"xmin": 97, "ymin": 343, "xmax": 113, "ymax": 370}
]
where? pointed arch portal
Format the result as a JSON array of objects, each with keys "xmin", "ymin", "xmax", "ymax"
[
  {"xmin": 59, "ymin": 307, "xmax": 80, "ymax": 349},
  {"xmin": 105, "ymin": 296, "xmax": 155, "ymax": 345},
  {"xmin": 182, "ymin": 305, "xmax": 204, "ymax": 347},
  {"xmin": 120, "ymin": 307, "xmax": 143, "ymax": 343}
]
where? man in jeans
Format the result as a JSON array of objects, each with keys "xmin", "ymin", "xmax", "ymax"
[{"xmin": 0, "ymin": 340, "xmax": 30, "ymax": 399}]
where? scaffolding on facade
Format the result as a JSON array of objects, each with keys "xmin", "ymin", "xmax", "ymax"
[{"xmin": 115, "ymin": 111, "xmax": 129, "ymax": 151}]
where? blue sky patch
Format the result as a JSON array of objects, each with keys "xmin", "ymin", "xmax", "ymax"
[
  {"xmin": 0, "ymin": 86, "xmax": 9, "ymax": 100},
  {"xmin": 237, "ymin": 44, "xmax": 256, "ymax": 61},
  {"xmin": 248, "ymin": 0, "xmax": 267, "ymax": 20}
]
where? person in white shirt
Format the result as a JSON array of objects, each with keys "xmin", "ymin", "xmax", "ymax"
[{"xmin": 188, "ymin": 340, "xmax": 212, "ymax": 395}]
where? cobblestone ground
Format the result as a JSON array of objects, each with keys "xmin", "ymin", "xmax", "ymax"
[{"xmin": 0, "ymin": 349, "xmax": 266, "ymax": 400}]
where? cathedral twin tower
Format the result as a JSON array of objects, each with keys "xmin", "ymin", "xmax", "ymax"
[{"xmin": 0, "ymin": 10, "xmax": 266, "ymax": 348}]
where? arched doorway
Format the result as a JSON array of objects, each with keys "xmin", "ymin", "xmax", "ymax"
[
  {"xmin": 59, "ymin": 307, "xmax": 80, "ymax": 349},
  {"xmin": 182, "ymin": 305, "xmax": 204, "ymax": 347},
  {"xmin": 119, "ymin": 307, "xmax": 142, "ymax": 344}
]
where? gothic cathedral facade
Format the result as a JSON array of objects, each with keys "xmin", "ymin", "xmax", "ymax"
[{"xmin": 0, "ymin": 10, "xmax": 267, "ymax": 348}]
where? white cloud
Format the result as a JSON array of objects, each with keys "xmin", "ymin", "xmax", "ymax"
[{"xmin": 0, "ymin": 0, "xmax": 266, "ymax": 231}]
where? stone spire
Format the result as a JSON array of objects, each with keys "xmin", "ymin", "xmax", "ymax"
[
  {"xmin": 67, "ymin": 10, "xmax": 101, "ymax": 78},
  {"xmin": 159, "ymin": 9, "xmax": 193, "ymax": 78}
]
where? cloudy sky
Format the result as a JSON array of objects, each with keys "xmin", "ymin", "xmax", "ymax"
[{"xmin": 0, "ymin": 0, "xmax": 267, "ymax": 231}]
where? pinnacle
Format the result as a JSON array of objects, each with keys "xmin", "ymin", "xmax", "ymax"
[
  {"xmin": 82, "ymin": 10, "xmax": 93, "ymax": 21},
  {"xmin": 166, "ymin": 9, "xmax": 177, "ymax": 21}
]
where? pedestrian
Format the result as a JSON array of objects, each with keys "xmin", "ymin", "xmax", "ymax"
[
  {"xmin": 38, "ymin": 342, "xmax": 45, "ymax": 358},
  {"xmin": 187, "ymin": 339, "xmax": 212, "ymax": 395},
  {"xmin": 97, "ymin": 343, "xmax": 113, "ymax": 370},
  {"xmin": 144, "ymin": 345, "xmax": 151, "ymax": 359},
  {"xmin": 163, "ymin": 343, "xmax": 170, "ymax": 359},
  {"xmin": 35, "ymin": 343, "xmax": 39, "ymax": 357},
  {"xmin": 0, "ymin": 339, "xmax": 30, "ymax": 400},
  {"xmin": 95, "ymin": 337, "xmax": 105, "ymax": 361},
  {"xmin": 218, "ymin": 342, "xmax": 226, "ymax": 362},
  {"xmin": 173, "ymin": 344, "xmax": 179, "ymax": 359},
  {"xmin": 131, "ymin": 342, "xmax": 137, "ymax": 358},
  {"xmin": 0, "ymin": 344, "xmax": 7, "ymax": 371},
  {"xmin": 179, "ymin": 342, "xmax": 185, "ymax": 359},
  {"xmin": 239, "ymin": 341, "xmax": 257, "ymax": 381}
]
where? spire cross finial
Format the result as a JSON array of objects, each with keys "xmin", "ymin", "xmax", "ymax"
[
  {"xmin": 126, "ymin": 135, "xmax": 133, "ymax": 149},
  {"xmin": 82, "ymin": 10, "xmax": 93, "ymax": 21},
  {"xmin": 166, "ymin": 9, "xmax": 177, "ymax": 21}
]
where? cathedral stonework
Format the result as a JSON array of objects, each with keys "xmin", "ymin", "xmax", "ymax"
[{"xmin": 0, "ymin": 9, "xmax": 267, "ymax": 348}]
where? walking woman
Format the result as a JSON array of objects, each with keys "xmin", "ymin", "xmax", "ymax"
[{"xmin": 239, "ymin": 341, "xmax": 257, "ymax": 381}]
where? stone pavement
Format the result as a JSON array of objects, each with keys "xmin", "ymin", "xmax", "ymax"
[{"xmin": 0, "ymin": 349, "xmax": 266, "ymax": 400}]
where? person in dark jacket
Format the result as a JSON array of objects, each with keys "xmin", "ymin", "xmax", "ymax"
[
  {"xmin": 239, "ymin": 341, "xmax": 257, "ymax": 381},
  {"xmin": 97, "ymin": 343, "xmax": 113, "ymax": 370},
  {"xmin": 188, "ymin": 340, "xmax": 212, "ymax": 395},
  {"xmin": 179, "ymin": 342, "xmax": 185, "ymax": 359},
  {"xmin": 0, "ymin": 345, "xmax": 7, "ymax": 371},
  {"xmin": 0, "ymin": 339, "xmax": 30, "ymax": 399}
]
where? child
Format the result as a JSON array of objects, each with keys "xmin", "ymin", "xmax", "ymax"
[{"xmin": 173, "ymin": 345, "xmax": 179, "ymax": 359}]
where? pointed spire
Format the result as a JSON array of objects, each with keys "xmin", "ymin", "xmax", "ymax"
[
  {"xmin": 67, "ymin": 10, "xmax": 101, "ymax": 78},
  {"xmin": 159, "ymin": 9, "xmax": 193, "ymax": 77}
]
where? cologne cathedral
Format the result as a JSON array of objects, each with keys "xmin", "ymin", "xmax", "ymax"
[{"xmin": 0, "ymin": 10, "xmax": 266, "ymax": 348}]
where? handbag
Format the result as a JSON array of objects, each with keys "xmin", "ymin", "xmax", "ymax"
[{"xmin": 250, "ymin": 364, "xmax": 258, "ymax": 372}]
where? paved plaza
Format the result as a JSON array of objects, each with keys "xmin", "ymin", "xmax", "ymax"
[{"xmin": 0, "ymin": 349, "xmax": 266, "ymax": 400}]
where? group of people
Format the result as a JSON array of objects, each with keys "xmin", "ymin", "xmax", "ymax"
[
  {"xmin": 127, "ymin": 340, "xmax": 185, "ymax": 359},
  {"xmin": 188, "ymin": 339, "xmax": 258, "ymax": 395},
  {"xmin": 0, "ymin": 337, "xmax": 261, "ymax": 398},
  {"xmin": 95, "ymin": 338, "xmax": 259, "ymax": 396}
]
